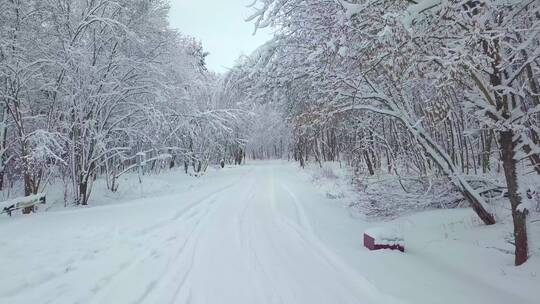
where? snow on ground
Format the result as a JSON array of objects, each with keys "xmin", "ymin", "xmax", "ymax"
[
  {"xmin": 303, "ymin": 162, "xmax": 539, "ymax": 304},
  {"xmin": 0, "ymin": 162, "xmax": 396, "ymax": 304},
  {"xmin": 0, "ymin": 161, "xmax": 538, "ymax": 304}
]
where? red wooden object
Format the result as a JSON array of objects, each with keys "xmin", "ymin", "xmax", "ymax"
[
  {"xmin": 364, "ymin": 233, "xmax": 376, "ymax": 250},
  {"xmin": 364, "ymin": 233, "xmax": 405, "ymax": 252}
]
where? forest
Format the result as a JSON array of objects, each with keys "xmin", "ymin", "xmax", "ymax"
[
  {"xmin": 229, "ymin": 0, "xmax": 540, "ymax": 266},
  {"xmin": 0, "ymin": 0, "xmax": 249, "ymax": 207},
  {"xmin": 0, "ymin": 0, "xmax": 539, "ymax": 296}
]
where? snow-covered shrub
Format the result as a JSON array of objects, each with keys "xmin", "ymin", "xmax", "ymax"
[
  {"xmin": 313, "ymin": 165, "xmax": 339, "ymax": 181},
  {"xmin": 350, "ymin": 175, "xmax": 463, "ymax": 219},
  {"xmin": 309, "ymin": 163, "xmax": 347, "ymax": 200}
]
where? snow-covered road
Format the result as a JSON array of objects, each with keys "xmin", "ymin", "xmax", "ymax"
[
  {"xmin": 0, "ymin": 162, "xmax": 396, "ymax": 304},
  {"xmin": 1, "ymin": 161, "xmax": 537, "ymax": 304}
]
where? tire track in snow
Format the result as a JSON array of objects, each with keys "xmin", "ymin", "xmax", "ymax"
[
  {"xmin": 88, "ymin": 179, "xmax": 241, "ymax": 304},
  {"xmin": 2, "ymin": 180, "xmax": 244, "ymax": 304},
  {"xmin": 274, "ymin": 209, "xmax": 401, "ymax": 304},
  {"xmin": 130, "ymin": 195, "xmax": 222, "ymax": 304},
  {"xmin": 165, "ymin": 198, "xmax": 217, "ymax": 304},
  {"xmin": 234, "ymin": 174, "xmax": 287, "ymax": 304},
  {"xmin": 134, "ymin": 181, "xmax": 238, "ymax": 236},
  {"xmin": 89, "ymin": 196, "xmax": 216, "ymax": 304},
  {"xmin": 277, "ymin": 181, "xmax": 315, "ymax": 235},
  {"xmin": 150, "ymin": 172, "xmax": 257, "ymax": 304},
  {"xmin": 233, "ymin": 169, "xmax": 305, "ymax": 304},
  {"xmin": 260, "ymin": 171, "xmax": 402, "ymax": 304}
]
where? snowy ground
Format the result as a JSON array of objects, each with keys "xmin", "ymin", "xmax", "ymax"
[{"xmin": 0, "ymin": 161, "xmax": 538, "ymax": 304}]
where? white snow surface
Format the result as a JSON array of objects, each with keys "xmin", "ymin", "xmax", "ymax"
[
  {"xmin": 0, "ymin": 162, "xmax": 397, "ymax": 304},
  {"xmin": 0, "ymin": 161, "xmax": 538, "ymax": 304},
  {"xmin": 365, "ymin": 227, "xmax": 404, "ymax": 246}
]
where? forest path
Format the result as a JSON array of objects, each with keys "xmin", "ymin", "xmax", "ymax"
[
  {"xmin": 0, "ymin": 162, "xmax": 395, "ymax": 304},
  {"xmin": 0, "ymin": 161, "xmax": 533, "ymax": 304}
]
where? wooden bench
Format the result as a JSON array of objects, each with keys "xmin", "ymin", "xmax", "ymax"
[{"xmin": 0, "ymin": 193, "xmax": 46, "ymax": 216}]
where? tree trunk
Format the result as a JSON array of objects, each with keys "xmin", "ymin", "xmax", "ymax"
[
  {"xmin": 22, "ymin": 171, "xmax": 35, "ymax": 214},
  {"xmin": 0, "ymin": 105, "xmax": 8, "ymax": 191},
  {"xmin": 499, "ymin": 130, "xmax": 528, "ymax": 265},
  {"xmin": 412, "ymin": 125, "xmax": 496, "ymax": 225},
  {"xmin": 297, "ymin": 145, "xmax": 305, "ymax": 168},
  {"xmin": 169, "ymin": 154, "xmax": 176, "ymax": 169},
  {"xmin": 79, "ymin": 179, "xmax": 88, "ymax": 206},
  {"xmin": 364, "ymin": 151, "xmax": 375, "ymax": 175}
]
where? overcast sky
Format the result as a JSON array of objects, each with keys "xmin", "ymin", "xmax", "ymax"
[{"xmin": 168, "ymin": 0, "xmax": 273, "ymax": 73}]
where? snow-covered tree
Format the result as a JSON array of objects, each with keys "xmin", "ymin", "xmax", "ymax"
[
  {"xmin": 0, "ymin": 0, "xmax": 249, "ymax": 206},
  {"xmin": 239, "ymin": 0, "xmax": 540, "ymax": 265}
]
